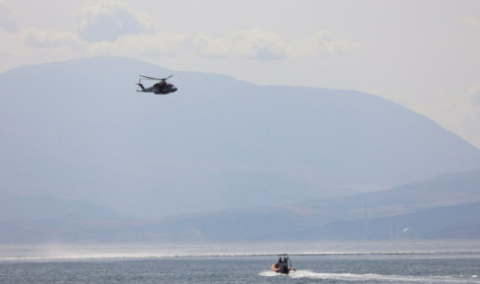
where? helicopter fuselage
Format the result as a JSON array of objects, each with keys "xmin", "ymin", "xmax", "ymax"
[
  {"xmin": 136, "ymin": 75, "xmax": 178, "ymax": 95},
  {"xmin": 137, "ymin": 82, "xmax": 177, "ymax": 95},
  {"xmin": 152, "ymin": 82, "xmax": 177, "ymax": 94}
]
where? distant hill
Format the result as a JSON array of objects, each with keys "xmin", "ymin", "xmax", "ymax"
[
  {"xmin": 295, "ymin": 169, "xmax": 480, "ymax": 222},
  {"xmin": 0, "ymin": 192, "xmax": 125, "ymax": 221},
  {"xmin": 1, "ymin": 56, "xmax": 480, "ymax": 218},
  {"xmin": 2, "ymin": 170, "xmax": 480, "ymax": 243},
  {"xmin": 301, "ymin": 201, "xmax": 480, "ymax": 240},
  {"xmin": 152, "ymin": 169, "xmax": 480, "ymax": 241}
]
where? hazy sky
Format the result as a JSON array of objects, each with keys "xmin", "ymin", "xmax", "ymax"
[{"xmin": 1, "ymin": 0, "xmax": 479, "ymax": 148}]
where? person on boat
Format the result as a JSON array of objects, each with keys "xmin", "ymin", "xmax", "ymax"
[{"xmin": 271, "ymin": 263, "xmax": 281, "ymax": 273}]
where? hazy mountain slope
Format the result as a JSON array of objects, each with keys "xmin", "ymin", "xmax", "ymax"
[
  {"xmin": 0, "ymin": 192, "xmax": 125, "ymax": 221},
  {"xmin": 2, "ymin": 170, "xmax": 480, "ymax": 243},
  {"xmin": 3, "ymin": 199, "xmax": 480, "ymax": 243},
  {"xmin": 124, "ymin": 170, "xmax": 480, "ymax": 242},
  {"xmin": 122, "ymin": 169, "xmax": 480, "ymax": 241},
  {"xmin": 296, "ymin": 169, "xmax": 480, "ymax": 222},
  {"xmin": 1, "ymin": 56, "xmax": 479, "ymax": 218},
  {"xmin": 302, "ymin": 201, "xmax": 480, "ymax": 240}
]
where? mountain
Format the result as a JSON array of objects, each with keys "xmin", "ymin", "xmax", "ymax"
[
  {"xmin": 0, "ymin": 192, "xmax": 125, "ymax": 221},
  {"xmin": 1, "ymin": 56, "xmax": 480, "ymax": 218},
  {"xmin": 295, "ymin": 169, "xmax": 480, "ymax": 222},
  {"xmin": 301, "ymin": 201, "xmax": 480, "ymax": 240},
  {"xmin": 2, "ymin": 170, "xmax": 480, "ymax": 243}
]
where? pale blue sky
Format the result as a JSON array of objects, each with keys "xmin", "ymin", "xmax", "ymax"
[{"xmin": 1, "ymin": 0, "xmax": 479, "ymax": 148}]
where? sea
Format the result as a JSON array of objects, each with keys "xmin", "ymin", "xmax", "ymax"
[{"xmin": 1, "ymin": 240, "xmax": 480, "ymax": 284}]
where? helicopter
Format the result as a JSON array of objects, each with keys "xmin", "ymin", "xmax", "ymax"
[{"xmin": 136, "ymin": 75, "xmax": 178, "ymax": 95}]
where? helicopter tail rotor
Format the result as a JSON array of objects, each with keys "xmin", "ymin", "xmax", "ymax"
[{"xmin": 136, "ymin": 78, "xmax": 146, "ymax": 92}]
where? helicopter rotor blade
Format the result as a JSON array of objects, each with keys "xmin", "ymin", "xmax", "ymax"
[
  {"xmin": 140, "ymin": 75, "xmax": 161, "ymax": 80},
  {"xmin": 140, "ymin": 75, "xmax": 173, "ymax": 81}
]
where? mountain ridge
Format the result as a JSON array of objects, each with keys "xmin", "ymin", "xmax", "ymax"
[
  {"xmin": 0, "ymin": 191, "xmax": 126, "ymax": 221},
  {"xmin": 1, "ymin": 56, "xmax": 480, "ymax": 219},
  {"xmin": 2, "ymin": 169, "xmax": 480, "ymax": 243}
]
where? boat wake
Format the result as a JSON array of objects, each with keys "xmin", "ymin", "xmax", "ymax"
[{"xmin": 259, "ymin": 270, "xmax": 480, "ymax": 283}]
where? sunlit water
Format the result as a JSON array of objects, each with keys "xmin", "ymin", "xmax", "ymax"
[{"xmin": 1, "ymin": 241, "xmax": 480, "ymax": 283}]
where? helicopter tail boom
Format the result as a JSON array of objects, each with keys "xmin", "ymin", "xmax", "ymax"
[
  {"xmin": 136, "ymin": 78, "xmax": 147, "ymax": 92},
  {"xmin": 137, "ymin": 83, "xmax": 146, "ymax": 91}
]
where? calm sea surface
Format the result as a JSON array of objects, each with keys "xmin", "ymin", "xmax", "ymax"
[{"xmin": 1, "ymin": 241, "xmax": 480, "ymax": 284}]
